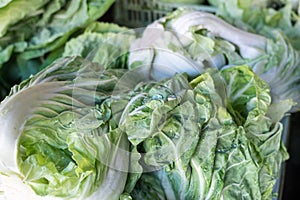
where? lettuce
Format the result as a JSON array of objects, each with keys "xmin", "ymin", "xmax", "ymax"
[
  {"xmin": 0, "ymin": 5, "xmax": 294, "ymax": 200},
  {"xmin": 0, "ymin": 59, "xmax": 290, "ymax": 200},
  {"xmin": 0, "ymin": 56, "xmax": 129, "ymax": 199},
  {"xmin": 209, "ymin": 0, "xmax": 300, "ymax": 50},
  {"xmin": 129, "ymin": 8, "xmax": 299, "ymax": 112},
  {"xmin": 63, "ymin": 22, "xmax": 136, "ymax": 69},
  {"xmin": 0, "ymin": 0, "xmax": 115, "ymax": 99},
  {"xmin": 122, "ymin": 65, "xmax": 289, "ymax": 200}
]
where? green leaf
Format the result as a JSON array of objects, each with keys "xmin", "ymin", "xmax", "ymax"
[
  {"xmin": 0, "ymin": 56, "xmax": 129, "ymax": 199},
  {"xmin": 0, "ymin": 0, "xmax": 49, "ymax": 37},
  {"xmin": 220, "ymin": 65, "xmax": 271, "ymax": 124},
  {"xmin": 63, "ymin": 22, "xmax": 135, "ymax": 68}
]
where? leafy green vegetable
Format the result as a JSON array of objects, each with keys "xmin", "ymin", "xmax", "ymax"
[
  {"xmin": 129, "ymin": 8, "xmax": 300, "ymax": 112},
  {"xmin": 209, "ymin": 0, "xmax": 300, "ymax": 50},
  {"xmin": 0, "ymin": 56, "xmax": 129, "ymax": 199},
  {"xmin": 63, "ymin": 22, "xmax": 136, "ymax": 69},
  {"xmin": 0, "ymin": 0, "xmax": 115, "ymax": 100},
  {"xmin": 0, "ymin": 4, "xmax": 294, "ymax": 200},
  {"xmin": 0, "ymin": 59, "xmax": 291, "ymax": 199},
  {"xmin": 119, "ymin": 65, "xmax": 289, "ymax": 200},
  {"xmin": 220, "ymin": 65, "xmax": 271, "ymax": 124}
]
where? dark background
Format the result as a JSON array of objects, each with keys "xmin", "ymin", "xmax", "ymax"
[{"xmin": 282, "ymin": 112, "xmax": 300, "ymax": 199}]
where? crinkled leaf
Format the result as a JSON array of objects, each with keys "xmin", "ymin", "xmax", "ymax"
[{"xmin": 0, "ymin": 56, "xmax": 129, "ymax": 199}]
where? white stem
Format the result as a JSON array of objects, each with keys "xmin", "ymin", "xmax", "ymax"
[{"xmin": 166, "ymin": 11, "xmax": 268, "ymax": 59}]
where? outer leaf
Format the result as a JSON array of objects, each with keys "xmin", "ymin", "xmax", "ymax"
[
  {"xmin": 0, "ymin": 56, "xmax": 129, "ymax": 200},
  {"xmin": 0, "ymin": 0, "xmax": 116, "ymax": 100},
  {"xmin": 0, "ymin": 0, "xmax": 49, "ymax": 37},
  {"xmin": 63, "ymin": 22, "xmax": 136, "ymax": 69},
  {"xmin": 126, "ymin": 67, "xmax": 290, "ymax": 200},
  {"xmin": 0, "ymin": 0, "xmax": 13, "ymax": 8},
  {"xmin": 220, "ymin": 65, "xmax": 271, "ymax": 124},
  {"xmin": 211, "ymin": 0, "xmax": 300, "ymax": 50}
]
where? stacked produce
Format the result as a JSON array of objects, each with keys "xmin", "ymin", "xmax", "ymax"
[
  {"xmin": 0, "ymin": 0, "xmax": 115, "ymax": 99},
  {"xmin": 0, "ymin": 0, "xmax": 299, "ymax": 199}
]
